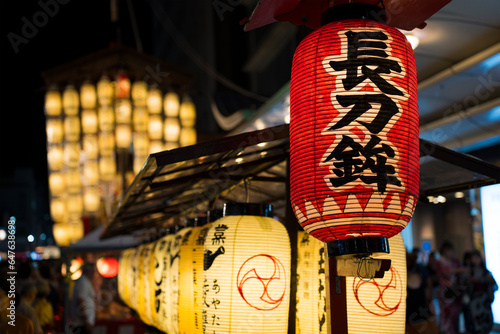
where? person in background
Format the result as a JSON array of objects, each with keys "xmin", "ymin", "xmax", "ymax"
[
  {"xmin": 405, "ymin": 251, "xmax": 439, "ymax": 334},
  {"xmin": 0, "ymin": 285, "xmax": 35, "ymax": 334},
  {"xmin": 34, "ymin": 279, "xmax": 54, "ymax": 332},
  {"xmin": 17, "ymin": 283, "xmax": 43, "ymax": 334},
  {"xmin": 435, "ymin": 241, "xmax": 467, "ymax": 334},
  {"xmin": 69, "ymin": 263, "xmax": 97, "ymax": 334},
  {"xmin": 462, "ymin": 250, "xmax": 498, "ymax": 334}
]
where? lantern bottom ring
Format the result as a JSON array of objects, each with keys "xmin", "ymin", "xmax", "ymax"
[{"xmin": 327, "ymin": 236, "xmax": 389, "ymax": 257}]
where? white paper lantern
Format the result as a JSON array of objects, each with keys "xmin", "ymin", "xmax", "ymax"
[
  {"xmin": 49, "ymin": 172, "xmax": 65, "ymax": 197},
  {"xmin": 164, "ymin": 117, "xmax": 180, "ymax": 142},
  {"xmin": 133, "ymin": 107, "xmax": 149, "ymax": 132},
  {"xmin": 203, "ymin": 204, "xmax": 291, "ymax": 334},
  {"xmin": 164, "ymin": 91, "xmax": 180, "ymax": 117},
  {"xmin": 99, "ymin": 155, "xmax": 116, "ymax": 181},
  {"xmin": 296, "ymin": 231, "xmax": 328, "ymax": 333},
  {"xmin": 148, "ymin": 115, "xmax": 163, "ymax": 140},
  {"xmin": 83, "ymin": 186, "xmax": 100, "ymax": 212},
  {"xmin": 152, "ymin": 233, "xmax": 175, "ymax": 333},
  {"xmin": 97, "ymin": 76, "xmax": 114, "ymax": 106},
  {"xmin": 83, "ymin": 134, "xmax": 98, "ymax": 160},
  {"xmin": 178, "ymin": 222, "xmax": 212, "ymax": 334},
  {"xmin": 116, "ymin": 124, "xmax": 132, "ymax": 149},
  {"xmin": 115, "ymin": 99, "xmax": 132, "ymax": 124},
  {"xmin": 147, "ymin": 88, "xmax": 163, "ymax": 114},
  {"xmin": 47, "ymin": 145, "xmax": 64, "ymax": 171},
  {"xmin": 64, "ymin": 116, "xmax": 80, "ymax": 142},
  {"xmin": 137, "ymin": 243, "xmax": 155, "ymax": 326},
  {"xmin": 98, "ymin": 106, "xmax": 115, "ymax": 132},
  {"xmin": 82, "ymin": 109, "xmax": 98, "ymax": 134},
  {"xmin": 345, "ymin": 233, "xmax": 407, "ymax": 333},
  {"xmin": 64, "ymin": 141, "xmax": 80, "ymax": 168}
]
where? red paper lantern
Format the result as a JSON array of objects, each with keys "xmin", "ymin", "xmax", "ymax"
[
  {"xmin": 97, "ymin": 257, "xmax": 119, "ymax": 278},
  {"xmin": 290, "ymin": 4, "xmax": 419, "ymax": 254}
]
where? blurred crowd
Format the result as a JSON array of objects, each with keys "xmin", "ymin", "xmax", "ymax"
[{"xmin": 406, "ymin": 241, "xmax": 498, "ymax": 334}]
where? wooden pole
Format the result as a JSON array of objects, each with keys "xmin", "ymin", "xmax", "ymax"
[{"xmin": 326, "ymin": 253, "xmax": 348, "ymax": 334}]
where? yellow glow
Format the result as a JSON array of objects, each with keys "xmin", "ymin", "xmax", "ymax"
[
  {"xmin": 67, "ymin": 193, "xmax": 83, "ymax": 217},
  {"xmin": 64, "ymin": 142, "xmax": 80, "ymax": 168},
  {"xmin": 47, "ymin": 145, "xmax": 64, "ymax": 171},
  {"xmin": 133, "ymin": 107, "xmax": 149, "ymax": 132},
  {"xmin": 83, "ymin": 160, "xmax": 99, "ymax": 186},
  {"xmin": 132, "ymin": 81, "xmax": 148, "ymax": 107},
  {"xmin": 115, "ymin": 99, "xmax": 132, "ymax": 124},
  {"xmin": 148, "ymin": 115, "xmax": 163, "ymax": 140},
  {"xmin": 45, "ymin": 90, "xmax": 62, "ymax": 116},
  {"xmin": 98, "ymin": 106, "xmax": 114, "ymax": 132},
  {"xmin": 99, "ymin": 155, "xmax": 116, "ymax": 181},
  {"xmin": 149, "ymin": 140, "xmax": 164, "ymax": 153},
  {"xmin": 99, "ymin": 131, "xmax": 115, "ymax": 155},
  {"xmin": 63, "ymin": 85, "xmax": 79, "ymax": 116},
  {"xmin": 61, "ymin": 257, "xmax": 84, "ymax": 280},
  {"xmin": 179, "ymin": 127, "xmax": 196, "ymax": 147},
  {"xmin": 164, "ymin": 92, "xmax": 180, "ymax": 117},
  {"xmin": 46, "ymin": 118, "xmax": 63, "ymax": 144},
  {"xmin": 164, "ymin": 117, "xmax": 180, "ymax": 142},
  {"xmin": 133, "ymin": 132, "xmax": 149, "ymax": 156},
  {"xmin": 179, "ymin": 97, "xmax": 196, "ymax": 127},
  {"xmin": 65, "ymin": 168, "xmax": 81, "ymax": 193},
  {"xmin": 116, "ymin": 124, "xmax": 132, "ymax": 149},
  {"xmin": 50, "ymin": 197, "xmax": 66, "ymax": 223},
  {"xmin": 83, "ymin": 134, "xmax": 98, "ymax": 160},
  {"xmin": 49, "ymin": 172, "xmax": 65, "ymax": 196},
  {"xmin": 84, "ymin": 186, "xmax": 100, "ymax": 212},
  {"xmin": 80, "ymin": 82, "xmax": 96, "ymax": 109},
  {"xmin": 82, "ymin": 109, "xmax": 98, "ymax": 134},
  {"xmin": 97, "ymin": 76, "xmax": 114, "ymax": 105},
  {"xmin": 405, "ymin": 34, "xmax": 420, "ymax": 50},
  {"xmin": 147, "ymin": 88, "xmax": 163, "ymax": 114},
  {"xmin": 53, "ymin": 224, "xmax": 71, "ymax": 248},
  {"xmin": 64, "ymin": 116, "xmax": 80, "ymax": 142},
  {"xmin": 133, "ymin": 156, "xmax": 147, "ymax": 174}
]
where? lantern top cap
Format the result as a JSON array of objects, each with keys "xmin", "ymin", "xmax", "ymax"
[
  {"xmin": 223, "ymin": 202, "xmax": 274, "ymax": 218},
  {"xmin": 321, "ymin": 3, "xmax": 386, "ymax": 26}
]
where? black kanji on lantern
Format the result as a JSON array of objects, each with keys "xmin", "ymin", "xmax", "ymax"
[
  {"xmin": 329, "ymin": 30, "xmax": 404, "ymax": 96},
  {"xmin": 324, "ymin": 135, "xmax": 401, "ymax": 192},
  {"xmin": 327, "ymin": 94, "xmax": 398, "ymax": 134}
]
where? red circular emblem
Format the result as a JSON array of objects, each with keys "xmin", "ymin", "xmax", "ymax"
[{"xmin": 236, "ymin": 254, "xmax": 287, "ymax": 311}]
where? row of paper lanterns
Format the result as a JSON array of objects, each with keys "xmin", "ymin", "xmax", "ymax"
[
  {"xmin": 117, "ymin": 208, "xmax": 406, "ymax": 334},
  {"xmin": 46, "ymin": 74, "xmax": 197, "ymax": 247}
]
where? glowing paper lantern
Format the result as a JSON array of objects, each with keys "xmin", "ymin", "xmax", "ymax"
[
  {"xmin": 99, "ymin": 131, "xmax": 115, "ymax": 155},
  {"xmin": 49, "ymin": 172, "xmax": 65, "ymax": 196},
  {"xmin": 133, "ymin": 107, "xmax": 149, "ymax": 132},
  {"xmin": 97, "ymin": 76, "xmax": 114, "ymax": 105},
  {"xmin": 65, "ymin": 168, "xmax": 81, "ymax": 193},
  {"xmin": 64, "ymin": 142, "xmax": 80, "ymax": 168},
  {"xmin": 296, "ymin": 231, "xmax": 327, "ymax": 333},
  {"xmin": 115, "ymin": 99, "xmax": 132, "ymax": 124},
  {"xmin": 83, "ymin": 161, "xmax": 99, "ymax": 185},
  {"xmin": 137, "ymin": 243, "xmax": 154, "ymax": 326},
  {"xmin": 345, "ymin": 233, "xmax": 407, "ymax": 333},
  {"xmin": 46, "ymin": 119, "xmax": 63, "ymax": 144},
  {"xmin": 179, "ymin": 97, "xmax": 196, "ymax": 127},
  {"xmin": 82, "ymin": 109, "xmax": 98, "ymax": 134},
  {"xmin": 98, "ymin": 107, "xmax": 115, "ymax": 131},
  {"xmin": 47, "ymin": 146, "xmax": 64, "ymax": 170},
  {"xmin": 147, "ymin": 88, "xmax": 163, "ymax": 114},
  {"xmin": 133, "ymin": 132, "xmax": 149, "ymax": 157},
  {"xmin": 53, "ymin": 223, "xmax": 71, "ymax": 247},
  {"xmin": 164, "ymin": 117, "xmax": 180, "ymax": 142},
  {"xmin": 179, "ymin": 127, "xmax": 196, "ymax": 147},
  {"xmin": 116, "ymin": 124, "xmax": 132, "ymax": 149},
  {"xmin": 80, "ymin": 82, "xmax": 96, "ymax": 109},
  {"xmin": 132, "ymin": 81, "xmax": 148, "ymax": 107},
  {"xmin": 290, "ymin": 7, "xmax": 419, "ymax": 253},
  {"xmin": 83, "ymin": 135, "xmax": 98, "ymax": 160},
  {"xmin": 45, "ymin": 90, "xmax": 62, "ymax": 116},
  {"xmin": 203, "ymin": 203, "xmax": 291, "ymax": 334},
  {"xmin": 99, "ymin": 155, "xmax": 116, "ymax": 181},
  {"xmin": 50, "ymin": 197, "xmax": 66, "ymax": 223},
  {"xmin": 152, "ymin": 233, "xmax": 175, "ymax": 333},
  {"xmin": 150, "ymin": 140, "xmax": 164, "ymax": 154},
  {"xmin": 164, "ymin": 91, "xmax": 180, "ymax": 117},
  {"xmin": 64, "ymin": 116, "xmax": 80, "ymax": 142},
  {"xmin": 83, "ymin": 186, "xmax": 100, "ymax": 212},
  {"xmin": 119, "ymin": 248, "xmax": 134, "ymax": 307},
  {"xmin": 63, "ymin": 85, "xmax": 79, "ymax": 116},
  {"xmin": 148, "ymin": 115, "xmax": 163, "ymax": 140},
  {"xmin": 115, "ymin": 73, "xmax": 131, "ymax": 99},
  {"xmin": 178, "ymin": 221, "xmax": 212, "ymax": 334},
  {"xmin": 97, "ymin": 257, "xmax": 119, "ymax": 278}
]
